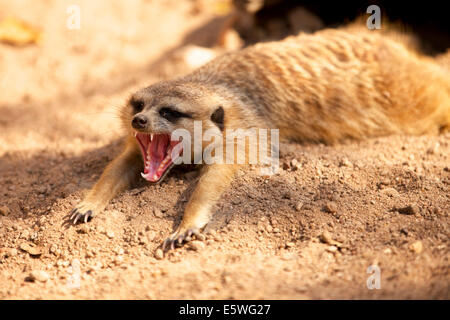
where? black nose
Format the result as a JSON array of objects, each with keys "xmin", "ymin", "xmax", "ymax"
[{"xmin": 132, "ymin": 114, "xmax": 148, "ymax": 129}]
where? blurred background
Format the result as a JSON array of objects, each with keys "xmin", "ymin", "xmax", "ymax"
[{"xmin": 0, "ymin": 0, "xmax": 449, "ymax": 156}]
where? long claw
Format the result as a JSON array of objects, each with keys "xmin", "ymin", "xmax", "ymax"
[
  {"xmin": 70, "ymin": 209, "xmax": 77, "ymax": 220},
  {"xmin": 161, "ymin": 228, "xmax": 203, "ymax": 253},
  {"xmin": 162, "ymin": 239, "xmax": 170, "ymax": 252}
]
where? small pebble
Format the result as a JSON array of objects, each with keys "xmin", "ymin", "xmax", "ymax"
[
  {"xmin": 380, "ymin": 187, "xmax": 399, "ymax": 197},
  {"xmin": 326, "ymin": 245, "xmax": 338, "ymax": 253},
  {"xmin": 0, "ymin": 206, "xmax": 10, "ymax": 216},
  {"xmin": 188, "ymin": 241, "xmax": 205, "ymax": 251},
  {"xmin": 106, "ymin": 230, "xmax": 115, "ymax": 239},
  {"xmin": 409, "ymin": 241, "xmax": 423, "ymax": 254},
  {"xmin": 397, "ymin": 205, "xmax": 419, "ymax": 215},
  {"xmin": 320, "ymin": 230, "xmax": 342, "ymax": 247},
  {"xmin": 28, "ymin": 270, "xmax": 49, "ymax": 282},
  {"xmin": 339, "ymin": 158, "xmax": 352, "ymax": 167},
  {"xmin": 295, "ymin": 202, "xmax": 303, "ymax": 212},
  {"xmin": 324, "ymin": 201, "xmax": 338, "ymax": 213},
  {"xmin": 195, "ymin": 233, "xmax": 206, "ymax": 241},
  {"xmin": 285, "ymin": 242, "xmax": 295, "ymax": 248},
  {"xmin": 77, "ymin": 225, "xmax": 89, "ymax": 234},
  {"xmin": 290, "ymin": 159, "xmax": 301, "ymax": 170},
  {"xmin": 19, "ymin": 242, "xmax": 42, "ymax": 256},
  {"xmin": 8, "ymin": 248, "xmax": 18, "ymax": 257},
  {"xmin": 153, "ymin": 208, "xmax": 164, "ymax": 218}
]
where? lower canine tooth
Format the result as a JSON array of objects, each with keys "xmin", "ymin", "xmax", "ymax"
[
  {"xmin": 153, "ymin": 174, "xmax": 158, "ymax": 180},
  {"xmin": 141, "ymin": 172, "xmax": 147, "ymax": 179}
]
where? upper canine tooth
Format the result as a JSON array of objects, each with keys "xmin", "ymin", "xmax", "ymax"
[{"xmin": 150, "ymin": 133, "xmax": 153, "ymax": 141}]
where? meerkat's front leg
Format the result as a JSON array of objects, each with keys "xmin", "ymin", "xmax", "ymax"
[
  {"xmin": 69, "ymin": 138, "xmax": 142, "ymax": 223},
  {"xmin": 163, "ymin": 163, "xmax": 240, "ymax": 250}
]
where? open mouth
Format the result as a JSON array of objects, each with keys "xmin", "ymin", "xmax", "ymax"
[{"xmin": 135, "ymin": 132, "xmax": 183, "ymax": 183}]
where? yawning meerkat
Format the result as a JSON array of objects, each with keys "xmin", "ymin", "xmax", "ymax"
[{"xmin": 69, "ymin": 25, "xmax": 450, "ymax": 251}]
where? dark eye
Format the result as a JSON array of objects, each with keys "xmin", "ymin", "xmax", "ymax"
[
  {"xmin": 130, "ymin": 99, "xmax": 145, "ymax": 113},
  {"xmin": 159, "ymin": 107, "xmax": 188, "ymax": 122}
]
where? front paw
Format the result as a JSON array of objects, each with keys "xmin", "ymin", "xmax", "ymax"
[
  {"xmin": 69, "ymin": 203, "xmax": 97, "ymax": 224},
  {"xmin": 162, "ymin": 227, "xmax": 202, "ymax": 252}
]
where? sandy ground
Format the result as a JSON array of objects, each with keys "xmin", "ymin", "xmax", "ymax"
[{"xmin": 0, "ymin": 0, "xmax": 449, "ymax": 299}]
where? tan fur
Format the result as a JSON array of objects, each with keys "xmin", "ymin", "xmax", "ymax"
[{"xmin": 70, "ymin": 26, "xmax": 450, "ymax": 249}]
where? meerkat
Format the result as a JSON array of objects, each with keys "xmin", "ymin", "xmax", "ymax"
[{"xmin": 69, "ymin": 25, "xmax": 450, "ymax": 251}]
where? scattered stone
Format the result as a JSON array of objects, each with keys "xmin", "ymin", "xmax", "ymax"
[
  {"xmin": 282, "ymin": 191, "xmax": 292, "ymax": 199},
  {"xmin": 295, "ymin": 202, "xmax": 303, "ymax": 212},
  {"xmin": 0, "ymin": 205, "xmax": 10, "ymax": 216},
  {"xmin": 326, "ymin": 245, "xmax": 338, "ymax": 253},
  {"xmin": 339, "ymin": 158, "xmax": 352, "ymax": 167},
  {"xmin": 49, "ymin": 244, "xmax": 58, "ymax": 255},
  {"xmin": 7, "ymin": 248, "xmax": 18, "ymax": 257},
  {"xmin": 290, "ymin": 159, "xmax": 301, "ymax": 170},
  {"xmin": 152, "ymin": 207, "xmax": 164, "ymax": 218},
  {"xmin": 285, "ymin": 242, "xmax": 295, "ymax": 248},
  {"xmin": 426, "ymin": 143, "xmax": 439, "ymax": 155},
  {"xmin": 409, "ymin": 241, "xmax": 423, "ymax": 254},
  {"xmin": 188, "ymin": 241, "xmax": 205, "ymax": 251},
  {"xmin": 28, "ymin": 270, "xmax": 49, "ymax": 282},
  {"xmin": 19, "ymin": 242, "xmax": 42, "ymax": 256},
  {"xmin": 397, "ymin": 205, "xmax": 419, "ymax": 215},
  {"xmin": 113, "ymin": 256, "xmax": 124, "ymax": 264},
  {"xmin": 106, "ymin": 230, "xmax": 115, "ymax": 239},
  {"xmin": 383, "ymin": 248, "xmax": 392, "ymax": 254},
  {"xmin": 380, "ymin": 187, "xmax": 399, "ymax": 197},
  {"xmin": 195, "ymin": 233, "xmax": 206, "ymax": 241},
  {"xmin": 324, "ymin": 201, "xmax": 338, "ymax": 213},
  {"xmin": 20, "ymin": 230, "xmax": 30, "ymax": 240},
  {"xmin": 77, "ymin": 224, "xmax": 89, "ymax": 234},
  {"xmin": 319, "ymin": 230, "xmax": 343, "ymax": 247}
]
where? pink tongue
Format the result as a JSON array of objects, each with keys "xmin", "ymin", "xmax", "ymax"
[{"xmin": 146, "ymin": 134, "xmax": 169, "ymax": 176}]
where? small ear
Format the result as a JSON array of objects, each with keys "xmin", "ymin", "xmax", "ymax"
[{"xmin": 210, "ymin": 106, "xmax": 224, "ymax": 131}]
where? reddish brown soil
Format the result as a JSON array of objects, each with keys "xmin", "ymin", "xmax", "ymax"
[{"xmin": 0, "ymin": 0, "xmax": 448, "ymax": 299}]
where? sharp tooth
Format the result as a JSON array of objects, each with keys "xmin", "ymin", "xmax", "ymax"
[
  {"xmin": 150, "ymin": 133, "xmax": 153, "ymax": 141},
  {"xmin": 134, "ymin": 132, "xmax": 137, "ymax": 137},
  {"xmin": 141, "ymin": 172, "xmax": 147, "ymax": 179},
  {"xmin": 153, "ymin": 174, "xmax": 158, "ymax": 180}
]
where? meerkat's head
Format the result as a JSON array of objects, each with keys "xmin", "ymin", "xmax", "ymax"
[{"xmin": 124, "ymin": 81, "xmax": 227, "ymax": 183}]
